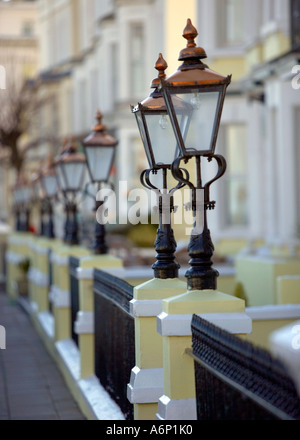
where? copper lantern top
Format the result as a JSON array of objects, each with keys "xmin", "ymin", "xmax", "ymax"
[
  {"xmin": 164, "ymin": 18, "xmax": 231, "ymax": 87},
  {"xmin": 58, "ymin": 138, "xmax": 86, "ymax": 164},
  {"xmin": 133, "ymin": 53, "xmax": 168, "ymax": 113},
  {"xmin": 83, "ymin": 110, "xmax": 118, "ymax": 148}
]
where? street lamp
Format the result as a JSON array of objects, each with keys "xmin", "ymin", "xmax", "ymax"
[
  {"xmin": 31, "ymin": 171, "xmax": 46, "ymax": 236},
  {"xmin": 54, "ymin": 139, "xmax": 87, "ymax": 246},
  {"xmin": 12, "ymin": 181, "xmax": 23, "ymax": 232},
  {"xmin": 40, "ymin": 155, "xmax": 59, "ymax": 239},
  {"xmin": 132, "ymin": 54, "xmax": 186, "ymax": 279},
  {"xmin": 82, "ymin": 110, "xmax": 118, "ymax": 254},
  {"xmin": 160, "ymin": 19, "xmax": 231, "ymax": 290},
  {"xmin": 14, "ymin": 177, "xmax": 32, "ymax": 232}
]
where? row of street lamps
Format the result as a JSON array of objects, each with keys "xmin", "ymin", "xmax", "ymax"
[{"xmin": 12, "ymin": 19, "xmax": 231, "ymax": 290}]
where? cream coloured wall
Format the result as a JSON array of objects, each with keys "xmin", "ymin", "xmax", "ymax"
[{"xmin": 165, "ymin": 0, "xmax": 197, "ymax": 75}]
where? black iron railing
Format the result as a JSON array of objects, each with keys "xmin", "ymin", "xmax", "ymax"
[
  {"xmin": 94, "ymin": 269, "xmax": 135, "ymax": 420},
  {"xmin": 69, "ymin": 256, "xmax": 80, "ymax": 346},
  {"xmin": 191, "ymin": 315, "xmax": 300, "ymax": 420},
  {"xmin": 291, "ymin": 0, "xmax": 300, "ymax": 50},
  {"xmin": 48, "ymin": 249, "xmax": 53, "ymax": 314}
]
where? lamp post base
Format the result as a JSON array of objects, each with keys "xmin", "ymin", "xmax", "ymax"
[
  {"xmin": 152, "ymin": 225, "xmax": 180, "ymax": 280},
  {"xmin": 185, "ymin": 226, "xmax": 219, "ymax": 291}
]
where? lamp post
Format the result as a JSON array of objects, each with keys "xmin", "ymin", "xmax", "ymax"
[
  {"xmin": 160, "ymin": 19, "xmax": 231, "ymax": 290},
  {"xmin": 31, "ymin": 172, "xmax": 46, "ymax": 236},
  {"xmin": 54, "ymin": 140, "xmax": 87, "ymax": 246},
  {"xmin": 12, "ymin": 181, "xmax": 22, "ymax": 232},
  {"xmin": 82, "ymin": 110, "xmax": 118, "ymax": 254},
  {"xmin": 40, "ymin": 155, "xmax": 59, "ymax": 239},
  {"xmin": 14, "ymin": 177, "xmax": 32, "ymax": 232},
  {"xmin": 132, "ymin": 54, "xmax": 187, "ymax": 279}
]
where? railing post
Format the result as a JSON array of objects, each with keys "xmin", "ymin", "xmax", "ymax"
[
  {"xmin": 127, "ymin": 278, "xmax": 187, "ymax": 420},
  {"xmin": 5, "ymin": 232, "xmax": 32, "ymax": 301},
  {"xmin": 270, "ymin": 320, "xmax": 300, "ymax": 398},
  {"xmin": 276, "ymin": 275, "xmax": 300, "ymax": 304},
  {"xmin": 50, "ymin": 244, "xmax": 90, "ymax": 342},
  {"xmin": 30, "ymin": 237, "xmax": 59, "ymax": 313},
  {"xmin": 74, "ymin": 254, "xmax": 123, "ymax": 379},
  {"xmin": 156, "ymin": 289, "xmax": 252, "ymax": 420}
]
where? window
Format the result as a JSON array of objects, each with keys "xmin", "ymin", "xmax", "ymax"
[
  {"xmin": 129, "ymin": 136, "xmax": 147, "ymax": 190},
  {"xmin": 291, "ymin": 0, "xmax": 300, "ymax": 50},
  {"xmin": 80, "ymin": 79, "xmax": 87, "ymax": 132},
  {"xmin": 295, "ymin": 107, "xmax": 300, "ymax": 237},
  {"xmin": 90, "ymin": 69, "xmax": 99, "ymax": 116},
  {"xmin": 221, "ymin": 125, "xmax": 248, "ymax": 227},
  {"xmin": 264, "ymin": 0, "xmax": 276, "ymax": 23},
  {"xmin": 129, "ymin": 23, "xmax": 145, "ymax": 96},
  {"xmin": 110, "ymin": 43, "xmax": 118, "ymax": 106},
  {"xmin": 218, "ymin": 0, "xmax": 244, "ymax": 47},
  {"xmin": 22, "ymin": 21, "xmax": 34, "ymax": 37}
]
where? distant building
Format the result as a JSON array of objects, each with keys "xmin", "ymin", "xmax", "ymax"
[
  {"xmin": 17, "ymin": 0, "xmax": 300, "ymax": 257},
  {"xmin": 0, "ymin": 0, "xmax": 39, "ymax": 221}
]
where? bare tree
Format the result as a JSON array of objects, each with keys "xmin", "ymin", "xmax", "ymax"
[{"xmin": 0, "ymin": 54, "xmax": 58, "ymax": 176}]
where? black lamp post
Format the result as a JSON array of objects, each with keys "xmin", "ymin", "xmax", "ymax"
[
  {"xmin": 54, "ymin": 140, "xmax": 87, "ymax": 246},
  {"xmin": 12, "ymin": 182, "xmax": 22, "ymax": 232},
  {"xmin": 160, "ymin": 19, "xmax": 231, "ymax": 290},
  {"xmin": 14, "ymin": 178, "xmax": 32, "ymax": 232},
  {"xmin": 82, "ymin": 110, "xmax": 118, "ymax": 255},
  {"xmin": 132, "ymin": 54, "xmax": 186, "ymax": 279},
  {"xmin": 40, "ymin": 155, "xmax": 59, "ymax": 239},
  {"xmin": 31, "ymin": 172, "xmax": 46, "ymax": 236}
]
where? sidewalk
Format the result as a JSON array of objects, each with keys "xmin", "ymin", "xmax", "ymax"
[{"xmin": 0, "ymin": 287, "xmax": 86, "ymax": 420}]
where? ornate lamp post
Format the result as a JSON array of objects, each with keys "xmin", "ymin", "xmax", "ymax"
[
  {"xmin": 82, "ymin": 110, "xmax": 118, "ymax": 254},
  {"xmin": 54, "ymin": 140, "xmax": 87, "ymax": 246},
  {"xmin": 132, "ymin": 54, "xmax": 187, "ymax": 279},
  {"xmin": 31, "ymin": 172, "xmax": 46, "ymax": 236},
  {"xmin": 160, "ymin": 19, "xmax": 231, "ymax": 290},
  {"xmin": 12, "ymin": 181, "xmax": 22, "ymax": 232},
  {"xmin": 40, "ymin": 155, "xmax": 59, "ymax": 239},
  {"xmin": 14, "ymin": 177, "xmax": 32, "ymax": 232}
]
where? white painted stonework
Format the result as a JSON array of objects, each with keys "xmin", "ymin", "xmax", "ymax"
[
  {"xmin": 74, "ymin": 311, "xmax": 94, "ymax": 334},
  {"xmin": 270, "ymin": 321, "xmax": 300, "ymax": 397},
  {"xmin": 156, "ymin": 395, "xmax": 197, "ymax": 421},
  {"xmin": 27, "ymin": 267, "xmax": 49, "ymax": 287},
  {"xmin": 127, "ymin": 366, "xmax": 163, "ymax": 404},
  {"xmin": 56, "ymin": 338, "xmax": 125, "ymax": 420},
  {"xmin": 76, "ymin": 267, "xmax": 94, "ymax": 280},
  {"xmin": 49, "ymin": 285, "xmax": 70, "ymax": 308},
  {"xmin": 157, "ymin": 312, "xmax": 252, "ymax": 337},
  {"xmin": 5, "ymin": 251, "xmax": 28, "ymax": 265},
  {"xmin": 50, "ymin": 253, "xmax": 69, "ymax": 266},
  {"xmin": 34, "ymin": 245, "xmax": 49, "ymax": 255},
  {"xmin": 246, "ymin": 304, "xmax": 300, "ymax": 321},
  {"xmin": 130, "ymin": 298, "xmax": 163, "ymax": 317},
  {"xmin": 38, "ymin": 311, "xmax": 54, "ymax": 340}
]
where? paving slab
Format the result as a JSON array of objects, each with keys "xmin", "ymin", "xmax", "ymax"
[{"xmin": 0, "ymin": 289, "xmax": 86, "ymax": 420}]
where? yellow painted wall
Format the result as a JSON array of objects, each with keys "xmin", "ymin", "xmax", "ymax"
[
  {"xmin": 209, "ymin": 57, "xmax": 246, "ymax": 82},
  {"xmin": 243, "ymin": 319, "xmax": 298, "ymax": 351},
  {"xmin": 165, "ymin": 0, "xmax": 197, "ymax": 75},
  {"xmin": 262, "ymin": 31, "xmax": 290, "ymax": 62}
]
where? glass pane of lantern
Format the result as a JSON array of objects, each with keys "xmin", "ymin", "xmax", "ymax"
[
  {"xmin": 135, "ymin": 112, "xmax": 153, "ymax": 167},
  {"xmin": 56, "ymin": 165, "xmax": 67, "ymax": 191},
  {"xmin": 22, "ymin": 187, "xmax": 31, "ymax": 203},
  {"xmin": 85, "ymin": 146, "xmax": 114, "ymax": 182},
  {"xmin": 144, "ymin": 113, "xmax": 180, "ymax": 166},
  {"xmin": 61, "ymin": 162, "xmax": 86, "ymax": 191},
  {"xmin": 171, "ymin": 90, "xmax": 220, "ymax": 153},
  {"xmin": 43, "ymin": 174, "xmax": 58, "ymax": 198}
]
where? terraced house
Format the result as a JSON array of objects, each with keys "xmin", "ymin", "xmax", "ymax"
[{"xmin": 1, "ymin": 0, "xmax": 300, "ymax": 422}]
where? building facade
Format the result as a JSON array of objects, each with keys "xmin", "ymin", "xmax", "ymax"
[
  {"xmin": 10, "ymin": 0, "xmax": 300, "ymax": 256},
  {"xmin": 0, "ymin": 0, "xmax": 39, "ymax": 221}
]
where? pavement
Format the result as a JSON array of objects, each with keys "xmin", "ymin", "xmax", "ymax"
[{"xmin": 0, "ymin": 287, "xmax": 86, "ymax": 420}]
